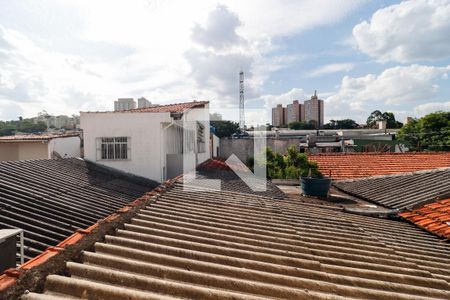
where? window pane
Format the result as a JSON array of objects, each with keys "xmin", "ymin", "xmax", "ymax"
[
  {"xmin": 99, "ymin": 137, "xmax": 128, "ymax": 160},
  {"xmin": 101, "ymin": 143, "xmax": 107, "ymax": 159}
]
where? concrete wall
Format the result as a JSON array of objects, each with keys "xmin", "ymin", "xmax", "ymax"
[
  {"xmin": 17, "ymin": 142, "xmax": 48, "ymax": 160},
  {"xmin": 184, "ymin": 105, "xmax": 210, "ymax": 166},
  {"xmin": 81, "ymin": 111, "xmax": 172, "ymax": 182},
  {"xmin": 48, "ymin": 136, "xmax": 81, "ymax": 158},
  {"xmin": 0, "ymin": 143, "xmax": 19, "ymax": 161},
  {"xmin": 211, "ymin": 134, "xmax": 219, "ymax": 157},
  {"xmin": 0, "ymin": 142, "xmax": 49, "ymax": 161},
  {"xmin": 219, "ymin": 138, "xmax": 301, "ymax": 162},
  {"xmin": 81, "ymin": 106, "xmax": 211, "ymax": 182},
  {"xmin": 166, "ymin": 154, "xmax": 183, "ymax": 179}
]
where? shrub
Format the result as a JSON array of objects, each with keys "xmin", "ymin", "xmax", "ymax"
[{"xmin": 250, "ymin": 146, "xmax": 322, "ymax": 179}]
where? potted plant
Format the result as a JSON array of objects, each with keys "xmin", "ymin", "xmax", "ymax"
[
  {"xmin": 300, "ymin": 166, "xmax": 331, "ymax": 198},
  {"xmin": 249, "ymin": 146, "xmax": 331, "ymax": 197}
]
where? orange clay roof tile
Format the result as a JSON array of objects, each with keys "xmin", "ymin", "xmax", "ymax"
[
  {"xmin": 309, "ymin": 152, "xmax": 450, "ymax": 180},
  {"xmin": 399, "ymin": 198, "xmax": 450, "ymax": 239}
]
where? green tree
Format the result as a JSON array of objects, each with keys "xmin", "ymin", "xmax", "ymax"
[
  {"xmin": 366, "ymin": 110, "xmax": 384, "ymax": 128},
  {"xmin": 382, "ymin": 112, "xmax": 403, "ymax": 129},
  {"xmin": 398, "ymin": 111, "xmax": 450, "ymax": 151},
  {"xmin": 251, "ymin": 146, "xmax": 322, "ymax": 179},
  {"xmin": 18, "ymin": 120, "xmax": 47, "ymax": 133},
  {"xmin": 323, "ymin": 119, "xmax": 359, "ymax": 129},
  {"xmin": 367, "ymin": 110, "xmax": 403, "ymax": 129},
  {"xmin": 288, "ymin": 121, "xmax": 315, "ymax": 130},
  {"xmin": 210, "ymin": 120, "xmax": 240, "ymax": 138}
]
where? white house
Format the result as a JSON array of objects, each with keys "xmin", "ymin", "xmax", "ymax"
[
  {"xmin": 0, "ymin": 133, "xmax": 81, "ymax": 161},
  {"xmin": 80, "ymin": 101, "xmax": 210, "ymax": 182}
]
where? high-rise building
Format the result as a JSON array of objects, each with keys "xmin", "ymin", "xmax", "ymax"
[
  {"xmin": 114, "ymin": 98, "xmax": 136, "ymax": 111},
  {"xmin": 304, "ymin": 91, "xmax": 324, "ymax": 127},
  {"xmin": 137, "ymin": 97, "xmax": 152, "ymax": 108},
  {"xmin": 272, "ymin": 104, "xmax": 285, "ymax": 127},
  {"xmin": 286, "ymin": 100, "xmax": 305, "ymax": 124}
]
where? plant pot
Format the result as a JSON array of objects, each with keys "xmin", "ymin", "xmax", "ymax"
[{"xmin": 300, "ymin": 176, "xmax": 331, "ymax": 198}]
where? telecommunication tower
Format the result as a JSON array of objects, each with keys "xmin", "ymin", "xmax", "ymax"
[{"xmin": 239, "ymin": 71, "xmax": 245, "ymax": 130}]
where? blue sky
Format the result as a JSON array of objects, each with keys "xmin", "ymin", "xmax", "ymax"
[{"xmin": 0, "ymin": 0, "xmax": 449, "ymax": 124}]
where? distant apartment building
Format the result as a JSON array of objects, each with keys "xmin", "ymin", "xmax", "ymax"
[
  {"xmin": 304, "ymin": 91, "xmax": 324, "ymax": 127},
  {"xmin": 286, "ymin": 100, "xmax": 305, "ymax": 124},
  {"xmin": 137, "ymin": 97, "xmax": 152, "ymax": 108},
  {"xmin": 114, "ymin": 98, "xmax": 136, "ymax": 111},
  {"xmin": 33, "ymin": 112, "xmax": 80, "ymax": 129},
  {"xmin": 272, "ymin": 100, "xmax": 306, "ymax": 127},
  {"xmin": 272, "ymin": 104, "xmax": 286, "ymax": 127}
]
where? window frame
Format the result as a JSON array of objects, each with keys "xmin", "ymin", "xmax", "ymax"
[{"xmin": 96, "ymin": 136, "xmax": 131, "ymax": 161}]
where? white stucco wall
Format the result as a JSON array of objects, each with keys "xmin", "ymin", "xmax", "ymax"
[
  {"xmin": 211, "ymin": 134, "xmax": 220, "ymax": 157},
  {"xmin": 48, "ymin": 136, "xmax": 81, "ymax": 158},
  {"xmin": 184, "ymin": 104, "xmax": 211, "ymax": 165},
  {"xmin": 81, "ymin": 111, "xmax": 172, "ymax": 182}
]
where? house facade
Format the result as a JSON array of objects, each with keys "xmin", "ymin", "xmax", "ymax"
[
  {"xmin": 0, "ymin": 133, "xmax": 81, "ymax": 161},
  {"xmin": 80, "ymin": 101, "xmax": 210, "ymax": 182}
]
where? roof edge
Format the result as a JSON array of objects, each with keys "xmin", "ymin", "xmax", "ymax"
[
  {"xmin": 334, "ymin": 167, "xmax": 450, "ymax": 183},
  {"xmin": 0, "ymin": 175, "xmax": 183, "ymax": 298}
]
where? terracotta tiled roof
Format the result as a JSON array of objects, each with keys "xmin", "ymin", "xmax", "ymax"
[
  {"xmin": 0, "ymin": 132, "xmax": 80, "ymax": 142},
  {"xmin": 123, "ymin": 100, "xmax": 208, "ymax": 113},
  {"xmin": 400, "ymin": 198, "xmax": 450, "ymax": 239},
  {"xmin": 309, "ymin": 152, "xmax": 450, "ymax": 180},
  {"xmin": 197, "ymin": 158, "xmax": 231, "ymax": 171}
]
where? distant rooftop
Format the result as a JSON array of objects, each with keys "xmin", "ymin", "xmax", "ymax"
[
  {"xmin": 0, "ymin": 132, "xmax": 80, "ymax": 142},
  {"xmin": 309, "ymin": 152, "xmax": 450, "ymax": 179},
  {"xmin": 85, "ymin": 100, "xmax": 209, "ymax": 114}
]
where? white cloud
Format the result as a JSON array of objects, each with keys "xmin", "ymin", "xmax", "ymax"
[
  {"xmin": 325, "ymin": 64, "xmax": 450, "ymax": 122},
  {"xmin": 414, "ymin": 101, "xmax": 450, "ymax": 116},
  {"xmin": 309, "ymin": 63, "xmax": 355, "ymax": 77},
  {"xmin": 353, "ymin": 0, "xmax": 450, "ymax": 63},
  {"xmin": 191, "ymin": 5, "xmax": 246, "ymax": 51},
  {"xmin": 0, "ymin": 0, "xmax": 366, "ymax": 119},
  {"xmin": 261, "ymin": 88, "xmax": 307, "ymax": 109}
]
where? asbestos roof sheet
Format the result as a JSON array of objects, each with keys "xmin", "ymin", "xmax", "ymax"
[
  {"xmin": 22, "ymin": 171, "xmax": 450, "ymax": 300},
  {"xmin": 333, "ymin": 168, "xmax": 450, "ymax": 209},
  {"xmin": 400, "ymin": 198, "xmax": 450, "ymax": 239},
  {"xmin": 309, "ymin": 152, "xmax": 450, "ymax": 179},
  {"xmin": 0, "ymin": 158, "xmax": 157, "ymax": 262}
]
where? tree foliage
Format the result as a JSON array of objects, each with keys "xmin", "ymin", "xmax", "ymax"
[
  {"xmin": 322, "ymin": 119, "xmax": 359, "ymax": 129},
  {"xmin": 210, "ymin": 120, "xmax": 240, "ymax": 138},
  {"xmin": 250, "ymin": 146, "xmax": 322, "ymax": 179},
  {"xmin": 366, "ymin": 110, "xmax": 403, "ymax": 129},
  {"xmin": 397, "ymin": 111, "xmax": 450, "ymax": 151},
  {"xmin": 0, "ymin": 118, "xmax": 47, "ymax": 136},
  {"xmin": 288, "ymin": 121, "xmax": 316, "ymax": 130}
]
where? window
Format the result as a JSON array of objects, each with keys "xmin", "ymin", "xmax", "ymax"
[
  {"xmin": 97, "ymin": 137, "xmax": 130, "ymax": 160},
  {"xmin": 197, "ymin": 122, "xmax": 206, "ymax": 153}
]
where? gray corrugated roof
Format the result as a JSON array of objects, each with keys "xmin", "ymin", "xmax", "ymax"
[
  {"xmin": 0, "ymin": 158, "xmax": 158, "ymax": 262},
  {"xmin": 333, "ymin": 168, "xmax": 450, "ymax": 209},
  {"xmin": 23, "ymin": 172, "xmax": 450, "ymax": 300}
]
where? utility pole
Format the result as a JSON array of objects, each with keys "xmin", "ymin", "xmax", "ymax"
[{"xmin": 239, "ymin": 71, "xmax": 245, "ymax": 131}]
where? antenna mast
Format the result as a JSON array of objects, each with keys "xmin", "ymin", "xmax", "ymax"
[{"xmin": 239, "ymin": 71, "xmax": 245, "ymax": 130}]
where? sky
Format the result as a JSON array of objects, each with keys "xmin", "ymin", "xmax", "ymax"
[{"xmin": 0, "ymin": 0, "xmax": 449, "ymax": 124}]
